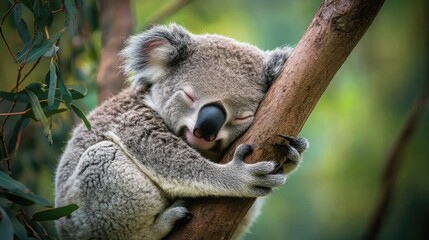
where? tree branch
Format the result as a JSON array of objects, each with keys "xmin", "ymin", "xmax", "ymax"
[
  {"xmin": 96, "ymin": 0, "xmax": 133, "ymax": 104},
  {"xmin": 168, "ymin": 0, "xmax": 385, "ymax": 239}
]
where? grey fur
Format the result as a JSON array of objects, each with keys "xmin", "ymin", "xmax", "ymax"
[
  {"xmin": 55, "ymin": 24, "xmax": 307, "ymax": 240},
  {"xmin": 264, "ymin": 46, "xmax": 293, "ymax": 85}
]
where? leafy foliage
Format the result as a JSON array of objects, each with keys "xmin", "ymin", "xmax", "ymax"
[{"xmin": 0, "ymin": 0, "xmax": 88, "ymax": 238}]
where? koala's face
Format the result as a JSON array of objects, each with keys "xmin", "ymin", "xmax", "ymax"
[{"xmin": 121, "ymin": 24, "xmax": 291, "ymax": 160}]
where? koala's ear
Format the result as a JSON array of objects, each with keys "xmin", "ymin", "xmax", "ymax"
[
  {"xmin": 120, "ymin": 24, "xmax": 194, "ymax": 87},
  {"xmin": 264, "ymin": 46, "xmax": 293, "ymax": 86}
]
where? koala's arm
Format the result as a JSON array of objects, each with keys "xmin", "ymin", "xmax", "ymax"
[{"xmin": 109, "ymin": 111, "xmax": 285, "ymax": 199}]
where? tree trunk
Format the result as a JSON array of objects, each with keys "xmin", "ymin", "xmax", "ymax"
[
  {"xmin": 96, "ymin": 0, "xmax": 133, "ymax": 104},
  {"xmin": 168, "ymin": 0, "xmax": 385, "ymax": 239}
]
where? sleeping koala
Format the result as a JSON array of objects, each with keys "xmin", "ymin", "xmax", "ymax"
[{"xmin": 55, "ymin": 24, "xmax": 308, "ymax": 240}]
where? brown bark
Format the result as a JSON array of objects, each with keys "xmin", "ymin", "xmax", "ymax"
[
  {"xmin": 168, "ymin": 0, "xmax": 385, "ymax": 239},
  {"xmin": 96, "ymin": 0, "xmax": 133, "ymax": 105}
]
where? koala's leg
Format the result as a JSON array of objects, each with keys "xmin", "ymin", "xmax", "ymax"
[{"xmin": 55, "ymin": 141, "xmax": 172, "ymax": 240}]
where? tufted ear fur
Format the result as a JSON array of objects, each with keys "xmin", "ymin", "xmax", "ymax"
[
  {"xmin": 120, "ymin": 24, "xmax": 194, "ymax": 87},
  {"xmin": 264, "ymin": 46, "xmax": 293, "ymax": 86}
]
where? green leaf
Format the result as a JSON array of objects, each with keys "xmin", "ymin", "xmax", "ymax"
[
  {"xmin": 64, "ymin": 0, "xmax": 78, "ymax": 27},
  {"xmin": 25, "ymin": 88, "xmax": 52, "ymax": 144},
  {"xmin": 0, "ymin": 171, "xmax": 25, "ymax": 193},
  {"xmin": 0, "ymin": 82, "xmax": 45, "ymax": 104},
  {"xmin": 71, "ymin": 104, "xmax": 91, "ymax": 131},
  {"xmin": 0, "ymin": 171, "xmax": 50, "ymax": 207},
  {"xmin": 0, "ymin": 197, "xmax": 13, "ymax": 208},
  {"xmin": 34, "ymin": 1, "xmax": 52, "ymax": 31},
  {"xmin": 9, "ymin": 212, "xmax": 29, "ymax": 240},
  {"xmin": 24, "ymin": 107, "xmax": 67, "ymax": 121},
  {"xmin": 12, "ymin": 2, "xmax": 22, "ymax": 23},
  {"xmin": 15, "ymin": 32, "xmax": 43, "ymax": 63},
  {"xmin": 32, "ymin": 204, "xmax": 79, "ymax": 221},
  {"xmin": 56, "ymin": 63, "xmax": 72, "ymax": 108},
  {"xmin": 16, "ymin": 29, "xmax": 65, "ymax": 64},
  {"xmin": 26, "ymin": 82, "xmax": 45, "ymax": 95},
  {"xmin": 0, "ymin": 83, "xmax": 86, "ymax": 104},
  {"xmin": 16, "ymin": 20, "xmax": 31, "ymax": 44},
  {"xmin": 69, "ymin": 86, "xmax": 87, "ymax": 99},
  {"xmin": 0, "ymin": 207, "xmax": 14, "ymax": 240},
  {"xmin": 0, "ymin": 91, "xmax": 30, "ymax": 103},
  {"xmin": 48, "ymin": 60, "xmax": 57, "ymax": 109}
]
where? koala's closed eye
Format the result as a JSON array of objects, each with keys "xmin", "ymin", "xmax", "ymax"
[
  {"xmin": 180, "ymin": 87, "xmax": 196, "ymax": 106},
  {"xmin": 232, "ymin": 112, "xmax": 254, "ymax": 125}
]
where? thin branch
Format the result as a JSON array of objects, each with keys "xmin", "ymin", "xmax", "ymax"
[
  {"xmin": 0, "ymin": 0, "xmax": 20, "ymax": 63},
  {"xmin": 0, "ymin": 109, "xmax": 31, "ymax": 117},
  {"xmin": 144, "ymin": 0, "xmax": 196, "ymax": 29},
  {"xmin": 19, "ymin": 210, "xmax": 42, "ymax": 240},
  {"xmin": 0, "ymin": 127, "xmax": 10, "ymax": 172},
  {"xmin": 18, "ymin": 57, "xmax": 43, "ymax": 88},
  {"xmin": 364, "ymin": 81, "xmax": 429, "ymax": 240}
]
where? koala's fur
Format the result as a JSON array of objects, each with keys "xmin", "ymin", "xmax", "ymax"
[{"xmin": 55, "ymin": 24, "xmax": 307, "ymax": 240}]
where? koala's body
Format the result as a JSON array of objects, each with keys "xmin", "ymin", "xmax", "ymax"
[{"xmin": 55, "ymin": 24, "xmax": 308, "ymax": 240}]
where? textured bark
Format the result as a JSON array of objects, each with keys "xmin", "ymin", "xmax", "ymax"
[
  {"xmin": 96, "ymin": 0, "xmax": 133, "ymax": 104},
  {"xmin": 168, "ymin": 0, "xmax": 385, "ymax": 239}
]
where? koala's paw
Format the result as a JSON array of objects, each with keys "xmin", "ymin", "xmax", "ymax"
[
  {"xmin": 275, "ymin": 135, "xmax": 309, "ymax": 174},
  {"xmin": 168, "ymin": 199, "xmax": 192, "ymax": 227},
  {"xmin": 228, "ymin": 144, "xmax": 286, "ymax": 197},
  {"xmin": 154, "ymin": 199, "xmax": 191, "ymax": 237}
]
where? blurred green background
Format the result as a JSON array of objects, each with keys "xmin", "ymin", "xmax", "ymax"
[{"xmin": 1, "ymin": 0, "xmax": 428, "ymax": 239}]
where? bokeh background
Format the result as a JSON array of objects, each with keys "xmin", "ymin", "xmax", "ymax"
[{"xmin": 1, "ymin": 0, "xmax": 428, "ymax": 239}]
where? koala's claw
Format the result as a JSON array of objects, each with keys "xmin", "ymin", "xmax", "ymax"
[
  {"xmin": 278, "ymin": 134, "xmax": 309, "ymax": 153},
  {"xmin": 275, "ymin": 135, "xmax": 308, "ymax": 174},
  {"xmin": 275, "ymin": 143, "xmax": 299, "ymax": 164}
]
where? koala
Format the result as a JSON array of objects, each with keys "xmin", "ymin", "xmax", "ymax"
[{"xmin": 54, "ymin": 24, "xmax": 308, "ymax": 240}]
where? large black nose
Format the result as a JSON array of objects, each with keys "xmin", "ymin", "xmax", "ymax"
[{"xmin": 193, "ymin": 104, "xmax": 226, "ymax": 142}]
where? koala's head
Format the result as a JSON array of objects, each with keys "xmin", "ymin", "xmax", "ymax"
[{"xmin": 121, "ymin": 24, "xmax": 291, "ymax": 160}]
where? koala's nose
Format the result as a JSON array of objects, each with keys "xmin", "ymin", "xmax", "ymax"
[{"xmin": 193, "ymin": 104, "xmax": 226, "ymax": 142}]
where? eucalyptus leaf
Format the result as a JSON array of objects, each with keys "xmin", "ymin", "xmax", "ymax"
[
  {"xmin": 26, "ymin": 82, "xmax": 45, "ymax": 94},
  {"xmin": 16, "ymin": 20, "xmax": 31, "ymax": 44},
  {"xmin": 0, "ymin": 207, "xmax": 13, "ymax": 240},
  {"xmin": 16, "ymin": 29, "xmax": 65, "ymax": 64},
  {"xmin": 12, "ymin": 1, "xmax": 22, "ymax": 23},
  {"xmin": 0, "ymin": 82, "xmax": 46, "ymax": 103},
  {"xmin": 9, "ymin": 212, "xmax": 29, "ymax": 240},
  {"xmin": 0, "ymin": 171, "xmax": 25, "ymax": 193},
  {"xmin": 69, "ymin": 85, "xmax": 87, "ymax": 99},
  {"xmin": 0, "ymin": 197, "xmax": 13, "ymax": 208},
  {"xmin": 15, "ymin": 32, "xmax": 43, "ymax": 62},
  {"xmin": 0, "ymin": 91, "xmax": 30, "ymax": 103},
  {"xmin": 24, "ymin": 107, "xmax": 67, "ymax": 121},
  {"xmin": 48, "ymin": 60, "xmax": 57, "ymax": 110},
  {"xmin": 64, "ymin": 0, "xmax": 78, "ymax": 28},
  {"xmin": 32, "ymin": 204, "xmax": 79, "ymax": 221},
  {"xmin": 56, "ymin": 63, "xmax": 72, "ymax": 108},
  {"xmin": 25, "ymin": 88, "xmax": 52, "ymax": 144},
  {"xmin": 34, "ymin": 1, "xmax": 52, "ymax": 31},
  {"xmin": 71, "ymin": 104, "xmax": 91, "ymax": 131},
  {"xmin": 0, "ymin": 171, "xmax": 50, "ymax": 207}
]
